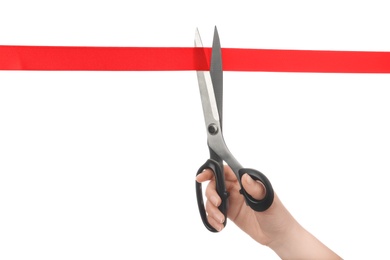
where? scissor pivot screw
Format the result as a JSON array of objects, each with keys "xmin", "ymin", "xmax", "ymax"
[{"xmin": 208, "ymin": 124, "xmax": 219, "ymax": 135}]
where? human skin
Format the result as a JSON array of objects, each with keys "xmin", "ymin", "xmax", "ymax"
[{"xmin": 196, "ymin": 165, "xmax": 342, "ymax": 260}]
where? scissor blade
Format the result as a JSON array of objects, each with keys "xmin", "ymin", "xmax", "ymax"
[
  {"xmin": 210, "ymin": 27, "xmax": 223, "ymax": 130},
  {"xmin": 195, "ymin": 28, "xmax": 220, "ymax": 127}
]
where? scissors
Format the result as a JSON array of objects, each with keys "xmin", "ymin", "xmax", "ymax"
[{"xmin": 195, "ymin": 27, "xmax": 274, "ymax": 232}]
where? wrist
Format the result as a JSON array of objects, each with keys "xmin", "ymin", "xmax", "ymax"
[
  {"xmin": 268, "ymin": 223, "xmax": 341, "ymax": 260},
  {"xmin": 267, "ymin": 219, "xmax": 304, "ymax": 257}
]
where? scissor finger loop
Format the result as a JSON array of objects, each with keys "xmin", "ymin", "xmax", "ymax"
[{"xmin": 196, "ymin": 159, "xmax": 228, "ymax": 232}]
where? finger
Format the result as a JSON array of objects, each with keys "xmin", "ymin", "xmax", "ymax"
[
  {"xmin": 207, "ymin": 216, "xmax": 224, "ymax": 232},
  {"xmin": 196, "ymin": 169, "xmax": 222, "ymax": 209},
  {"xmin": 205, "ymin": 179, "xmax": 221, "ymax": 207},
  {"xmin": 241, "ymin": 173, "xmax": 266, "ymax": 200},
  {"xmin": 196, "ymin": 168, "xmax": 214, "ymax": 183},
  {"xmin": 205, "ymin": 200, "xmax": 225, "ymax": 231}
]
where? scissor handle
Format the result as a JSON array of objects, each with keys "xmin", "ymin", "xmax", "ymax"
[
  {"xmin": 196, "ymin": 159, "xmax": 229, "ymax": 232},
  {"xmin": 238, "ymin": 168, "xmax": 274, "ymax": 212}
]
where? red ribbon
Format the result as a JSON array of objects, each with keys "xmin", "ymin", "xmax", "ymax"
[{"xmin": 1, "ymin": 45, "xmax": 390, "ymax": 73}]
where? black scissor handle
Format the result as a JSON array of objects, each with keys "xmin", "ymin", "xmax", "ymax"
[
  {"xmin": 238, "ymin": 168, "xmax": 274, "ymax": 212},
  {"xmin": 196, "ymin": 159, "xmax": 229, "ymax": 232}
]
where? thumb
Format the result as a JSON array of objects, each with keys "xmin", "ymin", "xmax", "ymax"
[{"xmin": 241, "ymin": 173, "xmax": 266, "ymax": 200}]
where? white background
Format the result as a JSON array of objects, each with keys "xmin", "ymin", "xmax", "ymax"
[{"xmin": 1, "ymin": 1, "xmax": 390, "ymax": 259}]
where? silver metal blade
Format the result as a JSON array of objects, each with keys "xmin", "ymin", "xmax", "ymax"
[
  {"xmin": 195, "ymin": 28, "xmax": 242, "ymax": 173},
  {"xmin": 210, "ymin": 26, "xmax": 223, "ymax": 129},
  {"xmin": 195, "ymin": 28, "xmax": 220, "ymax": 126}
]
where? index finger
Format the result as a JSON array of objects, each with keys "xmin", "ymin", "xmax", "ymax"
[{"xmin": 196, "ymin": 168, "xmax": 215, "ymax": 183}]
